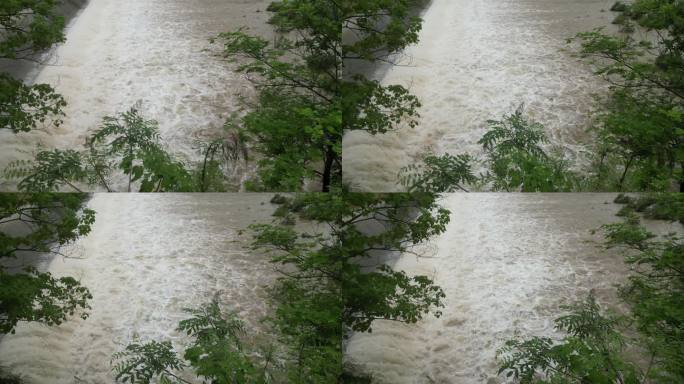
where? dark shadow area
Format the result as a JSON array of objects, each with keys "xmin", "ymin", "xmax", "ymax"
[
  {"xmin": 0, "ymin": 0, "xmax": 90, "ymax": 81},
  {"xmin": 343, "ymin": 0, "xmax": 434, "ymax": 82}
]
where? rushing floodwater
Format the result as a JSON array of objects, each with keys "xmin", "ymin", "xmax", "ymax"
[
  {"xmin": 345, "ymin": 194, "xmax": 680, "ymax": 383},
  {"xmin": 0, "ymin": 0, "xmax": 271, "ymax": 191},
  {"xmin": 343, "ymin": 0, "xmax": 617, "ymax": 191},
  {"xmin": 0, "ymin": 194, "xmax": 278, "ymax": 383},
  {"xmin": 1, "ymin": 194, "xmax": 679, "ymax": 383}
]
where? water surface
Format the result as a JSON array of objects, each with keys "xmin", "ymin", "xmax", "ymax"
[
  {"xmin": 0, "ymin": 0, "xmax": 272, "ymax": 190},
  {"xmin": 0, "ymin": 194, "xmax": 278, "ymax": 383},
  {"xmin": 343, "ymin": 0, "xmax": 616, "ymax": 191}
]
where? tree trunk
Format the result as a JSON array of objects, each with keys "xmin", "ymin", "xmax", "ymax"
[
  {"xmin": 619, "ymin": 155, "xmax": 635, "ymax": 191},
  {"xmin": 322, "ymin": 146, "xmax": 335, "ymax": 192}
]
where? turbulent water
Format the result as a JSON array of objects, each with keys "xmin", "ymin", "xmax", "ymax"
[
  {"xmin": 0, "ymin": 194, "xmax": 278, "ymax": 383},
  {"xmin": 345, "ymin": 194, "xmax": 680, "ymax": 383},
  {"xmin": 343, "ymin": 0, "xmax": 617, "ymax": 191},
  {"xmin": 1, "ymin": 194, "xmax": 679, "ymax": 383},
  {"xmin": 0, "ymin": 0, "xmax": 272, "ymax": 191}
]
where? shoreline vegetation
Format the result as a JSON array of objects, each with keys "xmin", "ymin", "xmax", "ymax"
[
  {"xmin": 4, "ymin": 0, "xmax": 682, "ymax": 193},
  {"xmin": 348, "ymin": 0, "xmax": 683, "ymax": 194},
  {"xmin": 0, "ymin": 0, "xmax": 682, "ymax": 383}
]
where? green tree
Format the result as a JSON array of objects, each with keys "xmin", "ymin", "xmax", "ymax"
[
  {"xmin": 498, "ymin": 295, "xmax": 642, "ymax": 384},
  {"xmin": 478, "ymin": 107, "xmax": 577, "ymax": 192},
  {"xmin": 1, "ymin": 0, "xmax": 68, "ymax": 132},
  {"xmin": 4, "ymin": 108, "xmax": 217, "ymax": 192},
  {"xmin": 0, "ymin": 193, "xmax": 94, "ymax": 335},
  {"xmin": 216, "ymin": 0, "xmax": 427, "ymax": 191},
  {"xmin": 112, "ymin": 190, "xmax": 450, "ymax": 382},
  {"xmin": 572, "ymin": 0, "xmax": 684, "ymax": 191},
  {"xmin": 399, "ymin": 153, "xmax": 476, "ymax": 193},
  {"xmin": 498, "ymin": 194, "xmax": 684, "ymax": 383},
  {"xmin": 601, "ymin": 204, "xmax": 684, "ymax": 383},
  {"xmin": 399, "ymin": 108, "xmax": 577, "ymax": 193},
  {"xmin": 112, "ymin": 300, "xmax": 276, "ymax": 384},
  {"xmin": 250, "ymin": 190, "xmax": 449, "ymax": 380},
  {"xmin": 86, "ymin": 108, "xmax": 196, "ymax": 192}
]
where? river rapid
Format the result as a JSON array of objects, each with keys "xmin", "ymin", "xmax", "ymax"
[
  {"xmin": 1, "ymin": 194, "xmax": 679, "ymax": 383},
  {"xmin": 345, "ymin": 194, "xmax": 680, "ymax": 383},
  {"xmin": 0, "ymin": 0, "xmax": 272, "ymax": 191},
  {"xmin": 0, "ymin": 194, "xmax": 278, "ymax": 383},
  {"xmin": 343, "ymin": 0, "xmax": 618, "ymax": 191}
]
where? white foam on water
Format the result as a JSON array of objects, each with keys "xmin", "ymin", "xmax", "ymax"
[
  {"xmin": 2, "ymin": 194, "xmax": 680, "ymax": 383},
  {"xmin": 343, "ymin": 0, "xmax": 616, "ymax": 191},
  {"xmin": 345, "ymin": 194, "xmax": 638, "ymax": 383},
  {"xmin": 0, "ymin": 0, "xmax": 272, "ymax": 191},
  {"xmin": 0, "ymin": 194, "xmax": 278, "ymax": 383}
]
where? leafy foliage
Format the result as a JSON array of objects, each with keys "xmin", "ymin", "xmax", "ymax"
[
  {"xmin": 112, "ymin": 341, "xmax": 186, "ymax": 384},
  {"xmin": 342, "ymin": 80, "xmax": 421, "ymax": 135},
  {"xmin": 215, "ymin": 3, "xmax": 341, "ymax": 191},
  {"xmin": 399, "ymin": 153, "xmax": 476, "ymax": 193},
  {"xmin": 0, "ymin": 0, "xmax": 68, "ymax": 132},
  {"xmin": 4, "ymin": 108, "xmax": 225, "ymax": 192},
  {"xmin": 112, "ymin": 300, "xmax": 276, "ymax": 384},
  {"xmin": 613, "ymin": 193, "xmax": 684, "ymax": 223},
  {"xmin": 178, "ymin": 301, "xmax": 273, "ymax": 383},
  {"xmin": 250, "ymin": 190, "xmax": 449, "ymax": 380},
  {"xmin": 216, "ymin": 0, "xmax": 427, "ymax": 191},
  {"xmin": 400, "ymin": 107, "xmax": 577, "ymax": 192},
  {"xmin": 499, "ymin": 193, "xmax": 684, "ymax": 383},
  {"xmin": 0, "ymin": 193, "xmax": 94, "ymax": 335},
  {"xmin": 0, "ymin": 73, "xmax": 66, "ymax": 133},
  {"xmin": 0, "ymin": 0, "xmax": 66, "ymax": 60},
  {"xmin": 226, "ymin": 87, "xmax": 336, "ymax": 191},
  {"xmin": 479, "ymin": 107, "xmax": 577, "ymax": 192},
  {"xmin": 86, "ymin": 107, "xmax": 194, "ymax": 192},
  {"xmin": 571, "ymin": 0, "xmax": 684, "ymax": 191},
  {"xmin": 4, "ymin": 149, "xmax": 86, "ymax": 192},
  {"xmin": 498, "ymin": 295, "xmax": 641, "ymax": 384},
  {"xmin": 601, "ymin": 210, "xmax": 684, "ymax": 383},
  {"xmin": 0, "ymin": 266, "xmax": 92, "ymax": 334}
]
